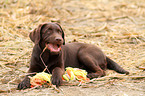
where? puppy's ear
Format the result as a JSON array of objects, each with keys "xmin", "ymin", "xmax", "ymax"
[
  {"xmin": 55, "ymin": 23, "xmax": 65, "ymax": 45},
  {"xmin": 29, "ymin": 23, "xmax": 47, "ymax": 44}
]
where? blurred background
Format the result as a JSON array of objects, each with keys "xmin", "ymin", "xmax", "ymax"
[{"xmin": 0, "ymin": 0, "xmax": 145, "ymax": 95}]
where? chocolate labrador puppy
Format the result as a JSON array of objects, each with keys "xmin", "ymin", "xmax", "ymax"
[{"xmin": 17, "ymin": 22, "xmax": 129, "ymax": 90}]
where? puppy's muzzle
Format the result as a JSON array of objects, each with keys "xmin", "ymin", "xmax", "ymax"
[{"xmin": 45, "ymin": 36, "xmax": 63, "ymax": 53}]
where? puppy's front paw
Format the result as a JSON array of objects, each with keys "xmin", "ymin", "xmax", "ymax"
[
  {"xmin": 51, "ymin": 75, "xmax": 62, "ymax": 87},
  {"xmin": 17, "ymin": 78, "xmax": 31, "ymax": 90}
]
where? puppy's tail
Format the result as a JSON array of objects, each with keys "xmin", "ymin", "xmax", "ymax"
[{"xmin": 106, "ymin": 57, "xmax": 129, "ymax": 75}]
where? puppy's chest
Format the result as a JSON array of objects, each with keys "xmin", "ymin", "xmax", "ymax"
[
  {"xmin": 47, "ymin": 56, "xmax": 60, "ymax": 64},
  {"xmin": 41, "ymin": 54, "xmax": 60, "ymax": 67}
]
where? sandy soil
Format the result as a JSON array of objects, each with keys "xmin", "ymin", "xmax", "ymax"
[{"xmin": 0, "ymin": 0, "xmax": 145, "ymax": 96}]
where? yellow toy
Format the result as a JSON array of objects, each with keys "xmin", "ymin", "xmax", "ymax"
[
  {"xmin": 29, "ymin": 67, "xmax": 89, "ymax": 87},
  {"xmin": 63, "ymin": 67, "xmax": 89, "ymax": 82},
  {"xmin": 29, "ymin": 72, "xmax": 52, "ymax": 87}
]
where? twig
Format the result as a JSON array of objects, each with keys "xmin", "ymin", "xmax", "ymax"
[
  {"xmin": 51, "ymin": 85, "xmax": 61, "ymax": 93},
  {"xmin": 109, "ymin": 16, "xmax": 137, "ymax": 24},
  {"xmin": 82, "ymin": 79, "xmax": 116, "ymax": 88},
  {"xmin": 62, "ymin": 81, "xmax": 81, "ymax": 86},
  {"xmin": 129, "ymin": 76, "xmax": 145, "ymax": 79},
  {"xmin": 88, "ymin": 75, "xmax": 145, "ymax": 82},
  {"xmin": 136, "ymin": 66, "xmax": 145, "ymax": 70},
  {"xmin": 96, "ymin": 23, "xmax": 108, "ymax": 32},
  {"xmin": 7, "ymin": 76, "xmax": 18, "ymax": 93},
  {"xmin": 40, "ymin": 46, "xmax": 50, "ymax": 74}
]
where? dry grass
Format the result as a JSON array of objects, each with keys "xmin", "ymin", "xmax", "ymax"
[{"xmin": 0, "ymin": 0, "xmax": 145, "ymax": 95}]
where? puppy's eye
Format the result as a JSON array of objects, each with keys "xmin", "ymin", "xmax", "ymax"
[
  {"xmin": 42, "ymin": 28, "xmax": 52, "ymax": 34},
  {"xmin": 48, "ymin": 28, "xmax": 52, "ymax": 31},
  {"xmin": 45, "ymin": 41, "xmax": 49, "ymax": 44},
  {"xmin": 47, "ymin": 28, "xmax": 52, "ymax": 33},
  {"xmin": 57, "ymin": 30, "xmax": 61, "ymax": 33}
]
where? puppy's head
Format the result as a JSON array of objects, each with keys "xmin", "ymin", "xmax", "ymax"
[{"xmin": 29, "ymin": 22, "xmax": 65, "ymax": 53}]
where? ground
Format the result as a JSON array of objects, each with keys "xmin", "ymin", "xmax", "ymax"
[{"xmin": 0, "ymin": 0, "xmax": 145, "ymax": 96}]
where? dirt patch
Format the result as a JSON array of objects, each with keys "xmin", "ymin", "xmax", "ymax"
[{"xmin": 0, "ymin": 0, "xmax": 145, "ymax": 96}]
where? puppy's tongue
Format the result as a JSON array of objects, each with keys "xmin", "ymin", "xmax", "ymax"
[{"xmin": 46, "ymin": 43, "xmax": 61, "ymax": 52}]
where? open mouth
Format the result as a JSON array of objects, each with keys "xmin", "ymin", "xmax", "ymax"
[{"xmin": 46, "ymin": 43, "xmax": 61, "ymax": 52}]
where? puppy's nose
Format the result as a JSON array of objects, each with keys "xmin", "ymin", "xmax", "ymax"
[{"xmin": 55, "ymin": 37, "xmax": 62, "ymax": 42}]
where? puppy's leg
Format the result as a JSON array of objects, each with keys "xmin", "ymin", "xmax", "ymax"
[
  {"xmin": 17, "ymin": 65, "xmax": 42, "ymax": 90},
  {"xmin": 51, "ymin": 67, "xmax": 64, "ymax": 87},
  {"xmin": 78, "ymin": 54, "xmax": 105, "ymax": 79},
  {"xmin": 17, "ymin": 75, "xmax": 31, "ymax": 90}
]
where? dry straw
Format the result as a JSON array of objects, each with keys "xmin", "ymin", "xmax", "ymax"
[{"xmin": 0, "ymin": 0, "xmax": 145, "ymax": 94}]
